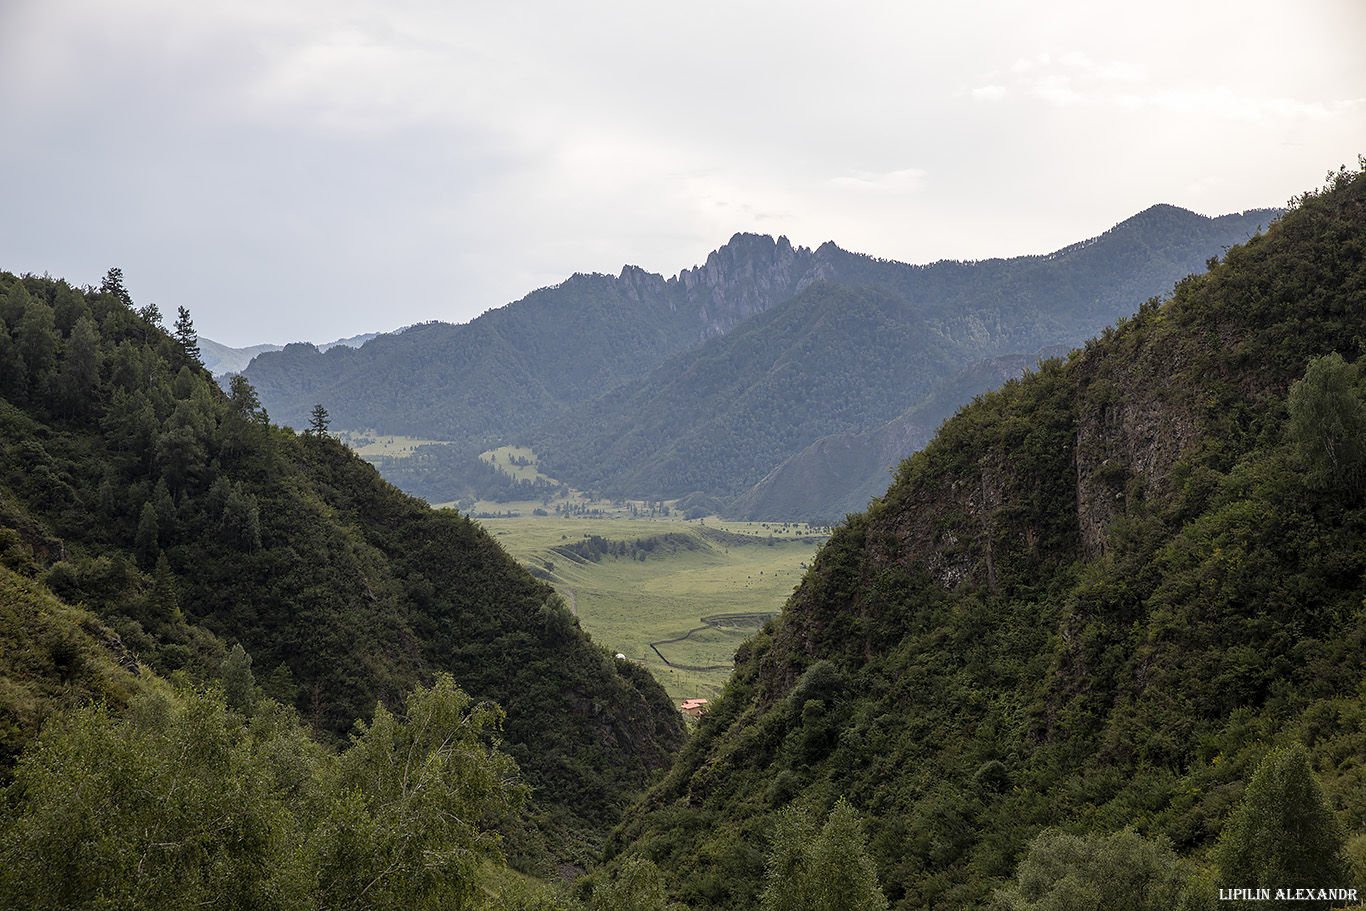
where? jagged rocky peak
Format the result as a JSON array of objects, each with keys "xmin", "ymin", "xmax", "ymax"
[
  {"xmin": 670, "ymin": 233, "xmax": 831, "ymax": 337},
  {"xmin": 617, "ymin": 263, "xmax": 669, "ymax": 303}
]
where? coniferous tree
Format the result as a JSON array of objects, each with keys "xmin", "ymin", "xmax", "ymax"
[
  {"xmin": 99, "ymin": 267, "xmax": 133, "ymax": 308},
  {"xmin": 228, "ymin": 374, "xmax": 265, "ymax": 421},
  {"xmin": 135, "ymin": 501, "xmax": 159, "ymax": 567},
  {"xmin": 16, "ymin": 300, "xmax": 59, "ymax": 391},
  {"xmin": 148, "ymin": 553, "xmax": 181, "ymax": 624},
  {"xmin": 220, "ymin": 643, "xmax": 256, "ymax": 715},
  {"xmin": 57, "ymin": 316, "xmax": 101, "ymax": 416},
  {"xmin": 308, "ymin": 403, "xmax": 331, "ymax": 438},
  {"xmin": 173, "ymin": 306, "xmax": 201, "ymax": 365}
]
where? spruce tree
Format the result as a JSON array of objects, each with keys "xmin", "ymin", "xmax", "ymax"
[
  {"xmin": 172, "ymin": 306, "xmax": 201, "ymax": 365},
  {"xmin": 220, "ymin": 643, "xmax": 256, "ymax": 715},
  {"xmin": 99, "ymin": 267, "xmax": 133, "ymax": 308}
]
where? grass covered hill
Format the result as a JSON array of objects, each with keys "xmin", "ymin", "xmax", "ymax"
[
  {"xmin": 0, "ymin": 272, "xmax": 684, "ymax": 865},
  {"xmin": 602, "ymin": 163, "xmax": 1366, "ymax": 910},
  {"xmin": 529, "ymin": 205, "xmax": 1277, "ymax": 505}
]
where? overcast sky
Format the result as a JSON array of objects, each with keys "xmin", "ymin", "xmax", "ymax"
[{"xmin": 2, "ymin": 0, "xmax": 1363, "ymax": 347}]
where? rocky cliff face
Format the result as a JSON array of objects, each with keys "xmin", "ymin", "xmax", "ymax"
[{"xmin": 669, "ymin": 233, "xmax": 835, "ymax": 338}]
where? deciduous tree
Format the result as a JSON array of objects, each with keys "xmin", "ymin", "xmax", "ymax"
[{"xmin": 1214, "ymin": 744, "xmax": 1351, "ymax": 910}]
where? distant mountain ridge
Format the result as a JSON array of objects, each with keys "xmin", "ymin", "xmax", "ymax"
[
  {"xmin": 241, "ymin": 233, "xmax": 845, "ymax": 439},
  {"xmin": 201, "ymin": 331, "xmax": 380, "ymax": 375},
  {"xmin": 241, "ymin": 205, "xmax": 1279, "ymax": 516},
  {"xmin": 529, "ymin": 205, "xmax": 1279, "ymax": 508}
]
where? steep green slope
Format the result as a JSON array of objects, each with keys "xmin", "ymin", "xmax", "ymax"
[
  {"xmin": 531, "ymin": 281, "xmax": 961, "ymax": 500},
  {"xmin": 0, "ymin": 272, "xmax": 684, "ymax": 864},
  {"xmin": 0, "ymin": 559, "xmax": 156, "ymax": 772},
  {"xmin": 729, "ymin": 346, "xmax": 1070, "ymax": 523},
  {"xmin": 530, "ymin": 206, "xmax": 1276, "ymax": 504},
  {"xmin": 603, "ymin": 164, "xmax": 1366, "ymax": 910}
]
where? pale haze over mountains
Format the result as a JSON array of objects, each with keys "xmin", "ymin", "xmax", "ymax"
[{"xmin": 1, "ymin": 0, "xmax": 1361, "ymax": 346}]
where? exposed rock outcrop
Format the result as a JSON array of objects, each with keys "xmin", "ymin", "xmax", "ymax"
[{"xmin": 669, "ymin": 233, "xmax": 833, "ymax": 338}]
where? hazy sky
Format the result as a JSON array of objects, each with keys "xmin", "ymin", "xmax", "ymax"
[{"xmin": 2, "ymin": 0, "xmax": 1363, "ymax": 347}]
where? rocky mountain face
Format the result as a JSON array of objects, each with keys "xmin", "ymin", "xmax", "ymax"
[
  {"xmin": 240, "ymin": 232, "xmax": 818, "ymax": 438},
  {"xmin": 670, "ymin": 233, "xmax": 836, "ymax": 338},
  {"xmin": 531, "ymin": 206, "xmax": 1279, "ymax": 507}
]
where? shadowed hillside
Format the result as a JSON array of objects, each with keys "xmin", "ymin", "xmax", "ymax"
[{"xmin": 729, "ymin": 346, "xmax": 1071, "ymax": 523}]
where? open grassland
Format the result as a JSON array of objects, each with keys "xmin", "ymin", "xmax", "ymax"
[
  {"xmin": 474, "ymin": 513, "xmax": 825, "ymax": 703},
  {"xmin": 339, "ymin": 430, "xmax": 455, "ymax": 457}
]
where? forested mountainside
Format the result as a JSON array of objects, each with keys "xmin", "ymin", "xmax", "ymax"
[
  {"xmin": 602, "ymin": 165, "xmax": 1366, "ymax": 910},
  {"xmin": 242, "ymin": 207, "xmax": 1272, "ymax": 501},
  {"xmin": 729, "ymin": 346, "xmax": 1070, "ymax": 523},
  {"xmin": 529, "ymin": 205, "xmax": 1276, "ymax": 505},
  {"xmin": 0, "ymin": 273, "xmax": 684, "ymax": 866},
  {"xmin": 240, "ymin": 233, "xmax": 812, "ymax": 441}
]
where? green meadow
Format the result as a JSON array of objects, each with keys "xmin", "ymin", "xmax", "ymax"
[
  {"xmin": 475, "ymin": 513, "xmax": 825, "ymax": 702},
  {"xmin": 339, "ymin": 430, "xmax": 455, "ymax": 457}
]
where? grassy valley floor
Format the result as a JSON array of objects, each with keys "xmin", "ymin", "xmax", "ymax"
[{"xmin": 474, "ymin": 513, "xmax": 823, "ymax": 702}]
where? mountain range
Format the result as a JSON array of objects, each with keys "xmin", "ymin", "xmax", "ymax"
[
  {"xmin": 236, "ymin": 204, "xmax": 1278, "ymax": 520},
  {"xmin": 199, "ymin": 331, "xmax": 380, "ymax": 375}
]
